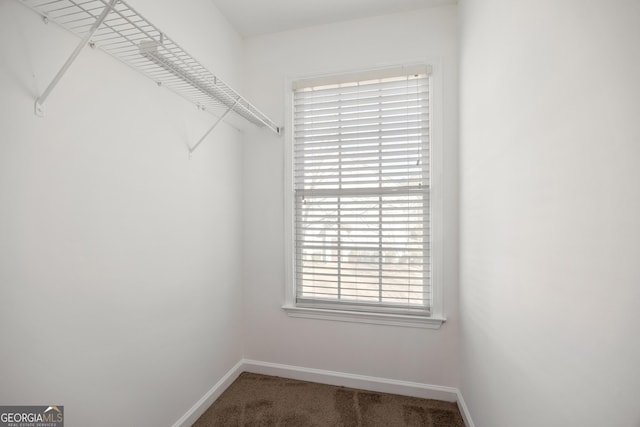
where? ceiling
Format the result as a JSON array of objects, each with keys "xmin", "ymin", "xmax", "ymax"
[{"xmin": 210, "ymin": 0, "xmax": 457, "ymax": 37}]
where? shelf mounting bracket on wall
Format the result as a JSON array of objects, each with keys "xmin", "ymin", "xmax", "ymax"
[
  {"xmin": 21, "ymin": 0, "xmax": 281, "ymax": 145},
  {"xmin": 189, "ymin": 98, "xmax": 240, "ymax": 157},
  {"xmin": 34, "ymin": 0, "xmax": 119, "ymax": 117}
]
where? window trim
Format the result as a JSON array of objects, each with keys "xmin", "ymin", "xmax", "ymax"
[{"xmin": 283, "ymin": 61, "xmax": 445, "ymax": 329}]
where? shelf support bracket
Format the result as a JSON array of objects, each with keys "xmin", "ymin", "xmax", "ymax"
[
  {"xmin": 35, "ymin": 0, "xmax": 119, "ymax": 117},
  {"xmin": 189, "ymin": 98, "xmax": 240, "ymax": 156}
]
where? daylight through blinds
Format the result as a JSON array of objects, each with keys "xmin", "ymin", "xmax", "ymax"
[{"xmin": 293, "ymin": 66, "xmax": 431, "ymax": 315}]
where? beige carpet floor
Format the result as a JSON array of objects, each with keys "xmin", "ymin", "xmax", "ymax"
[{"xmin": 193, "ymin": 372, "xmax": 465, "ymax": 427}]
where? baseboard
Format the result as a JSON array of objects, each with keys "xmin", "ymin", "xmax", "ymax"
[
  {"xmin": 455, "ymin": 389, "xmax": 476, "ymax": 427},
  {"xmin": 173, "ymin": 358, "xmax": 476, "ymax": 427},
  {"xmin": 171, "ymin": 360, "xmax": 244, "ymax": 427},
  {"xmin": 242, "ymin": 359, "xmax": 458, "ymax": 403}
]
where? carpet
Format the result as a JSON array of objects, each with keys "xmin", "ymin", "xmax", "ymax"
[{"xmin": 192, "ymin": 372, "xmax": 465, "ymax": 426}]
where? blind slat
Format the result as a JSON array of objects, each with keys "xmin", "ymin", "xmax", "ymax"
[
  {"xmin": 294, "ymin": 112, "xmax": 428, "ymax": 129},
  {"xmin": 294, "ymin": 90, "xmax": 430, "ymax": 112},
  {"xmin": 294, "ymin": 74, "xmax": 428, "ymax": 95},
  {"xmin": 296, "ymin": 123, "xmax": 429, "ymax": 138},
  {"xmin": 295, "ymin": 130, "xmax": 428, "ymax": 145},
  {"xmin": 294, "ymin": 143, "xmax": 426, "ymax": 159}
]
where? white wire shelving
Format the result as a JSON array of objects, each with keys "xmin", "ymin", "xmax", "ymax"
[{"xmin": 20, "ymin": 0, "xmax": 282, "ymax": 153}]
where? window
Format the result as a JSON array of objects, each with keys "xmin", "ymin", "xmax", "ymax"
[{"xmin": 284, "ymin": 65, "xmax": 444, "ymax": 328}]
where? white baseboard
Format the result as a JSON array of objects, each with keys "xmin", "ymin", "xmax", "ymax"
[
  {"xmin": 242, "ymin": 359, "xmax": 458, "ymax": 402},
  {"xmin": 171, "ymin": 360, "xmax": 244, "ymax": 427},
  {"xmin": 173, "ymin": 358, "xmax": 475, "ymax": 427},
  {"xmin": 455, "ymin": 389, "xmax": 476, "ymax": 427}
]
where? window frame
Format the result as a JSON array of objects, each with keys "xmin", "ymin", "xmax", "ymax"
[{"xmin": 283, "ymin": 62, "xmax": 445, "ymax": 329}]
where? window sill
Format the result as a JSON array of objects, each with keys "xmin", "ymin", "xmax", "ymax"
[{"xmin": 282, "ymin": 305, "xmax": 445, "ymax": 329}]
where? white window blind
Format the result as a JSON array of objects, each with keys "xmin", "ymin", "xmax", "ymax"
[{"xmin": 292, "ymin": 66, "xmax": 431, "ymax": 316}]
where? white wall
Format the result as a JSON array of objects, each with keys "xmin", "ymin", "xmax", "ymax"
[
  {"xmin": 0, "ymin": 1, "xmax": 245, "ymax": 425},
  {"xmin": 459, "ymin": 0, "xmax": 640, "ymax": 426},
  {"xmin": 242, "ymin": 6, "xmax": 460, "ymax": 387}
]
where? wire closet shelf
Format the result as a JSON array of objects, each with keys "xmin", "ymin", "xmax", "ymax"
[{"xmin": 22, "ymin": 0, "xmax": 281, "ymax": 139}]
